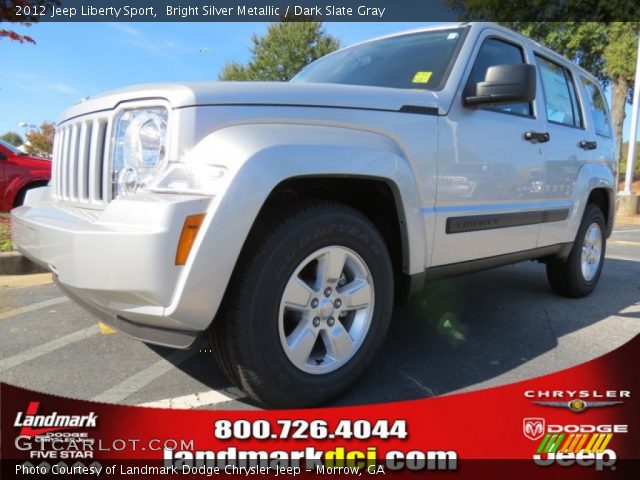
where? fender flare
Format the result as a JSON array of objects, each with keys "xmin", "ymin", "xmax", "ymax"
[
  {"xmin": 566, "ymin": 162, "xmax": 616, "ymax": 241},
  {"xmin": 5, "ymin": 174, "xmax": 50, "ymax": 209},
  {"xmin": 164, "ymin": 123, "xmax": 426, "ymax": 329}
]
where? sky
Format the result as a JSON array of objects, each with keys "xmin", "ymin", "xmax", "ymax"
[
  {"xmin": 0, "ymin": 22, "xmax": 429, "ymax": 135},
  {"xmin": 0, "ymin": 21, "xmax": 636, "ymax": 143}
]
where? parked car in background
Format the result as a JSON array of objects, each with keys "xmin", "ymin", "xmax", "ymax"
[{"xmin": 0, "ymin": 139, "xmax": 51, "ymax": 211}]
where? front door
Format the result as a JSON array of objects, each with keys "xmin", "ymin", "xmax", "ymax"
[{"xmin": 432, "ymin": 34, "xmax": 547, "ymax": 266}]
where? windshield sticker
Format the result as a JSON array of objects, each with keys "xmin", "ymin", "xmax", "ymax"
[{"xmin": 412, "ymin": 71, "xmax": 433, "ymax": 84}]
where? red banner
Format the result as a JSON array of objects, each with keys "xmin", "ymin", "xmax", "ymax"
[{"xmin": 2, "ymin": 335, "xmax": 639, "ymax": 478}]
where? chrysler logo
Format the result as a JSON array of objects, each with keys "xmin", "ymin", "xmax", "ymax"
[{"xmin": 532, "ymin": 400, "xmax": 623, "ymax": 413}]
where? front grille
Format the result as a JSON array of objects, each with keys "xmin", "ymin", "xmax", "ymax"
[{"xmin": 52, "ymin": 115, "xmax": 110, "ymax": 207}]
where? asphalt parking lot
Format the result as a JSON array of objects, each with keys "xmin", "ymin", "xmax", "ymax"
[{"xmin": 1, "ymin": 226, "xmax": 639, "ymax": 410}]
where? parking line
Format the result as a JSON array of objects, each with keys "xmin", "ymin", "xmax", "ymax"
[
  {"xmin": 612, "ymin": 229, "xmax": 640, "ymax": 234},
  {"xmin": 610, "ymin": 240, "xmax": 640, "ymax": 247},
  {"xmin": 92, "ymin": 348, "xmax": 200, "ymax": 404},
  {"xmin": 0, "ymin": 296, "xmax": 69, "ymax": 321},
  {"xmin": 0, "ymin": 273, "xmax": 53, "ymax": 289},
  {"xmin": 98, "ymin": 321, "xmax": 118, "ymax": 334},
  {"xmin": 0, "ymin": 325, "xmax": 99, "ymax": 372},
  {"xmin": 605, "ymin": 254, "xmax": 638, "ymax": 260},
  {"xmin": 139, "ymin": 388, "xmax": 247, "ymax": 409}
]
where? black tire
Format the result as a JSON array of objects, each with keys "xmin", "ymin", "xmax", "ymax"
[
  {"xmin": 546, "ymin": 204, "xmax": 606, "ymax": 298},
  {"xmin": 14, "ymin": 188, "xmax": 28, "ymax": 208},
  {"xmin": 210, "ymin": 201, "xmax": 394, "ymax": 408},
  {"xmin": 13, "ymin": 183, "xmax": 47, "ymax": 209}
]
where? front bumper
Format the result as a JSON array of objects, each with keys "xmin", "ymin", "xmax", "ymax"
[{"xmin": 12, "ymin": 186, "xmax": 211, "ymax": 348}]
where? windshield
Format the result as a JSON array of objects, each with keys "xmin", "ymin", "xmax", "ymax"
[
  {"xmin": 292, "ymin": 28, "xmax": 465, "ymax": 90},
  {"xmin": 0, "ymin": 139, "xmax": 24, "ymax": 155}
]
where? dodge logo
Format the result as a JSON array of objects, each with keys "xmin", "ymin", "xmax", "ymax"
[{"xmin": 523, "ymin": 418, "xmax": 545, "ymax": 441}]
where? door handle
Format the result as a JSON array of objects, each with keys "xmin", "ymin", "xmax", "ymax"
[
  {"xmin": 579, "ymin": 140, "xmax": 598, "ymax": 150},
  {"xmin": 524, "ymin": 131, "xmax": 550, "ymax": 143}
]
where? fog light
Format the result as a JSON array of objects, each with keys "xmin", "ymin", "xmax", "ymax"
[{"xmin": 117, "ymin": 167, "xmax": 140, "ymax": 196}]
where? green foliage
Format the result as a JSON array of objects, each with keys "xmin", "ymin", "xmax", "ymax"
[
  {"xmin": 499, "ymin": 22, "xmax": 638, "ymax": 93},
  {"xmin": 604, "ymin": 22, "xmax": 640, "ymax": 85},
  {"xmin": 219, "ymin": 22, "xmax": 339, "ymax": 81},
  {"xmin": 0, "ymin": 214, "xmax": 12, "ymax": 252},
  {"xmin": 220, "ymin": 62, "xmax": 252, "ymax": 81},
  {"xmin": 445, "ymin": 0, "xmax": 637, "ymax": 23},
  {"xmin": 500, "ymin": 22, "xmax": 609, "ymax": 85},
  {"xmin": 444, "ymin": 2, "xmax": 639, "ymax": 89},
  {"xmin": 0, "ymin": 131, "xmax": 23, "ymax": 147}
]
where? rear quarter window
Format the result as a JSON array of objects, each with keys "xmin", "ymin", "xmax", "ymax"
[{"xmin": 581, "ymin": 77, "xmax": 612, "ymax": 137}]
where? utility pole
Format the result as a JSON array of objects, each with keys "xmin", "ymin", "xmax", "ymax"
[{"xmin": 618, "ymin": 29, "xmax": 640, "ymax": 217}]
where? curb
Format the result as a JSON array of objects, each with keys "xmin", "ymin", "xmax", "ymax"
[{"xmin": 0, "ymin": 252, "xmax": 48, "ymax": 276}]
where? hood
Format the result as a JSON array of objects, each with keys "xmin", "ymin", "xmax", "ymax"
[
  {"xmin": 59, "ymin": 81, "xmax": 442, "ymax": 123},
  {"xmin": 13, "ymin": 154, "xmax": 51, "ymax": 169}
]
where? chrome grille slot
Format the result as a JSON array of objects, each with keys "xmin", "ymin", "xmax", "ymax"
[
  {"xmin": 67, "ymin": 124, "xmax": 79, "ymax": 200},
  {"xmin": 52, "ymin": 115, "xmax": 109, "ymax": 208},
  {"xmin": 76, "ymin": 122, "xmax": 90, "ymax": 201}
]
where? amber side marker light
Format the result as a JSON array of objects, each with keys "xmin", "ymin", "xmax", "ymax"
[{"xmin": 175, "ymin": 214, "xmax": 206, "ymax": 265}]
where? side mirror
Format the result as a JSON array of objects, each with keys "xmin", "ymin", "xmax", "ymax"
[
  {"xmin": 0, "ymin": 152, "xmax": 7, "ymax": 160},
  {"xmin": 464, "ymin": 64, "xmax": 536, "ymax": 107}
]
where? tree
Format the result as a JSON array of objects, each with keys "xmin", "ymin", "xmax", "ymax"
[
  {"xmin": 219, "ymin": 22, "xmax": 339, "ymax": 81},
  {"xmin": 499, "ymin": 23, "xmax": 609, "ymax": 84},
  {"xmin": 0, "ymin": 1, "xmax": 60, "ymax": 44},
  {"xmin": 604, "ymin": 23, "xmax": 640, "ymax": 164},
  {"xmin": 444, "ymin": 0, "xmax": 636, "ymax": 23},
  {"xmin": 0, "ymin": 131, "xmax": 23, "ymax": 147},
  {"xmin": 25, "ymin": 121, "xmax": 54, "ymax": 158}
]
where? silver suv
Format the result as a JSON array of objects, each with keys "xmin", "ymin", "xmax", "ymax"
[{"xmin": 12, "ymin": 23, "xmax": 616, "ymax": 407}]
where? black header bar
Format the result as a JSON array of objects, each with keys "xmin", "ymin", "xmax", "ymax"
[{"xmin": 4, "ymin": 0, "xmax": 640, "ymax": 22}]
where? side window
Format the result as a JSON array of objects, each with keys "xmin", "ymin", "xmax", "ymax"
[
  {"xmin": 536, "ymin": 56, "xmax": 583, "ymax": 128},
  {"xmin": 582, "ymin": 77, "xmax": 612, "ymax": 137},
  {"xmin": 467, "ymin": 38, "xmax": 531, "ymax": 116}
]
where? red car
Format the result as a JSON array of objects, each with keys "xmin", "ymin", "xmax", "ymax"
[{"xmin": 0, "ymin": 139, "xmax": 51, "ymax": 211}]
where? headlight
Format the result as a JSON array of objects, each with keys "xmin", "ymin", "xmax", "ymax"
[{"xmin": 111, "ymin": 108, "xmax": 168, "ymax": 198}]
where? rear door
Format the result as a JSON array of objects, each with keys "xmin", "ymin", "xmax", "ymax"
[
  {"xmin": 432, "ymin": 32, "xmax": 547, "ymax": 266},
  {"xmin": 534, "ymin": 54, "xmax": 590, "ymax": 247},
  {"xmin": 579, "ymin": 75, "xmax": 616, "ymax": 173}
]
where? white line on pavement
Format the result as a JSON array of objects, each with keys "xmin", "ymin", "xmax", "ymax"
[
  {"xmin": 0, "ymin": 296, "xmax": 69, "ymax": 321},
  {"xmin": 0, "ymin": 325, "xmax": 99, "ymax": 372},
  {"xmin": 612, "ymin": 229, "xmax": 640, "ymax": 234},
  {"xmin": 92, "ymin": 349, "xmax": 200, "ymax": 404},
  {"xmin": 610, "ymin": 240, "xmax": 640, "ymax": 246},
  {"xmin": 138, "ymin": 388, "xmax": 247, "ymax": 409},
  {"xmin": 605, "ymin": 254, "xmax": 640, "ymax": 262}
]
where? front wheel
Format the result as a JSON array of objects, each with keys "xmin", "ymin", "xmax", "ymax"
[
  {"xmin": 546, "ymin": 204, "xmax": 606, "ymax": 298},
  {"xmin": 210, "ymin": 201, "xmax": 394, "ymax": 408}
]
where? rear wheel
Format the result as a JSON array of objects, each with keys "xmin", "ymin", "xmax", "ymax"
[
  {"xmin": 210, "ymin": 201, "xmax": 394, "ymax": 408},
  {"xmin": 546, "ymin": 204, "xmax": 606, "ymax": 298}
]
